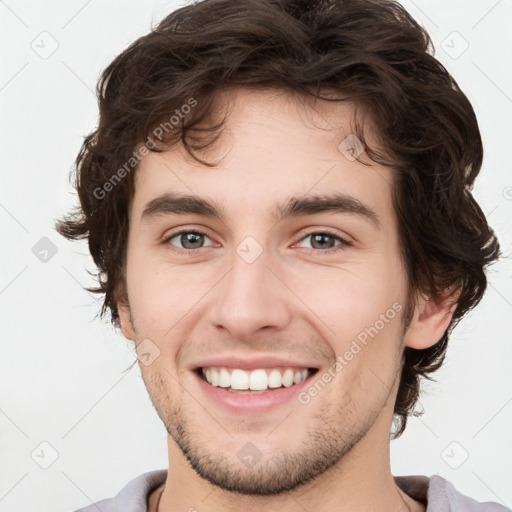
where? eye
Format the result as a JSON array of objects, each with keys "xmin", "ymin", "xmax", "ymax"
[
  {"xmin": 163, "ymin": 229, "xmax": 352, "ymax": 253},
  {"xmin": 294, "ymin": 230, "xmax": 352, "ymax": 253},
  {"xmin": 164, "ymin": 230, "xmax": 215, "ymax": 251}
]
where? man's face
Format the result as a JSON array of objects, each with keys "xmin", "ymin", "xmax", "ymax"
[{"xmin": 118, "ymin": 88, "xmax": 411, "ymax": 495}]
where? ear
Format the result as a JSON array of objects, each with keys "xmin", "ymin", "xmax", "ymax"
[
  {"xmin": 114, "ymin": 282, "xmax": 136, "ymax": 341},
  {"xmin": 403, "ymin": 284, "xmax": 460, "ymax": 350}
]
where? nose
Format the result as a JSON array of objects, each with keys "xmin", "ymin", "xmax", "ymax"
[{"xmin": 207, "ymin": 243, "xmax": 293, "ymax": 339}]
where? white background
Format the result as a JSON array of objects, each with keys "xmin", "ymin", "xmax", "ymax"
[{"xmin": 1, "ymin": 1, "xmax": 511, "ymax": 510}]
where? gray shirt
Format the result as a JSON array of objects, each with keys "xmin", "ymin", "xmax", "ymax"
[{"xmin": 70, "ymin": 469, "xmax": 510, "ymax": 512}]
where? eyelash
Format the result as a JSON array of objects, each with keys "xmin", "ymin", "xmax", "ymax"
[
  {"xmin": 162, "ymin": 229, "xmax": 353, "ymax": 254},
  {"xmin": 297, "ymin": 229, "xmax": 353, "ymax": 253}
]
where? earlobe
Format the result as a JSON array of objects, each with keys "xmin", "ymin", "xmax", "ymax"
[
  {"xmin": 114, "ymin": 284, "xmax": 136, "ymax": 340},
  {"xmin": 404, "ymin": 284, "xmax": 460, "ymax": 350},
  {"xmin": 117, "ymin": 299, "xmax": 136, "ymax": 340}
]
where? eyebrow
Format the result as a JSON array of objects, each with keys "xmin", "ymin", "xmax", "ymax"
[{"xmin": 141, "ymin": 192, "xmax": 381, "ymax": 229}]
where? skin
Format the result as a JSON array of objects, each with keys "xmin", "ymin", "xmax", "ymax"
[{"xmin": 117, "ymin": 87, "xmax": 455, "ymax": 512}]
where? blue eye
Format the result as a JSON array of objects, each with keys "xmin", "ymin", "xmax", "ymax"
[
  {"xmin": 295, "ymin": 231, "xmax": 352, "ymax": 253},
  {"xmin": 163, "ymin": 229, "xmax": 352, "ymax": 253},
  {"xmin": 165, "ymin": 231, "xmax": 214, "ymax": 250}
]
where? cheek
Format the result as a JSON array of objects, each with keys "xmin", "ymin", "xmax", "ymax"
[
  {"xmin": 127, "ymin": 256, "xmax": 214, "ymax": 331},
  {"xmin": 311, "ymin": 265, "xmax": 406, "ymax": 405},
  {"xmin": 292, "ymin": 259, "xmax": 405, "ymax": 344}
]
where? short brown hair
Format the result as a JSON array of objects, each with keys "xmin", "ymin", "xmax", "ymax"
[{"xmin": 55, "ymin": 0, "xmax": 500, "ymax": 438}]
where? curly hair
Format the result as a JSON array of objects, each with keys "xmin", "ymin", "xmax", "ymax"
[{"xmin": 55, "ymin": 0, "xmax": 500, "ymax": 438}]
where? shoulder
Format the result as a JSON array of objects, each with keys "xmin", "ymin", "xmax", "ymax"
[
  {"xmin": 395, "ymin": 474, "xmax": 510, "ymax": 512},
  {"xmin": 69, "ymin": 469, "xmax": 167, "ymax": 512},
  {"xmin": 428, "ymin": 475, "xmax": 509, "ymax": 512}
]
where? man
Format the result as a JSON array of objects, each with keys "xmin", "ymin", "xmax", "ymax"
[{"xmin": 57, "ymin": 0, "xmax": 507, "ymax": 510}]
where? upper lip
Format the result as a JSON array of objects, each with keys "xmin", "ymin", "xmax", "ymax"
[{"xmin": 190, "ymin": 355, "xmax": 320, "ymax": 371}]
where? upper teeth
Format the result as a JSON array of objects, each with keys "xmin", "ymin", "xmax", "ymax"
[{"xmin": 202, "ymin": 367, "xmax": 310, "ymax": 390}]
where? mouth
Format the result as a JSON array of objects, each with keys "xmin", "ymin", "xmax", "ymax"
[
  {"xmin": 194, "ymin": 366, "xmax": 319, "ymax": 393},
  {"xmin": 192, "ymin": 366, "xmax": 320, "ymax": 413}
]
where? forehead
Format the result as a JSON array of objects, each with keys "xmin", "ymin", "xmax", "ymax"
[{"xmin": 131, "ymin": 87, "xmax": 394, "ymax": 224}]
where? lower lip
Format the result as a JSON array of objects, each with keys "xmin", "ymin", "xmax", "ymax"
[{"xmin": 193, "ymin": 369, "xmax": 317, "ymax": 414}]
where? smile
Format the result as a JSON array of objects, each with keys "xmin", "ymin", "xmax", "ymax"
[
  {"xmin": 194, "ymin": 366, "xmax": 319, "ymax": 413},
  {"xmin": 200, "ymin": 366, "xmax": 313, "ymax": 393}
]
